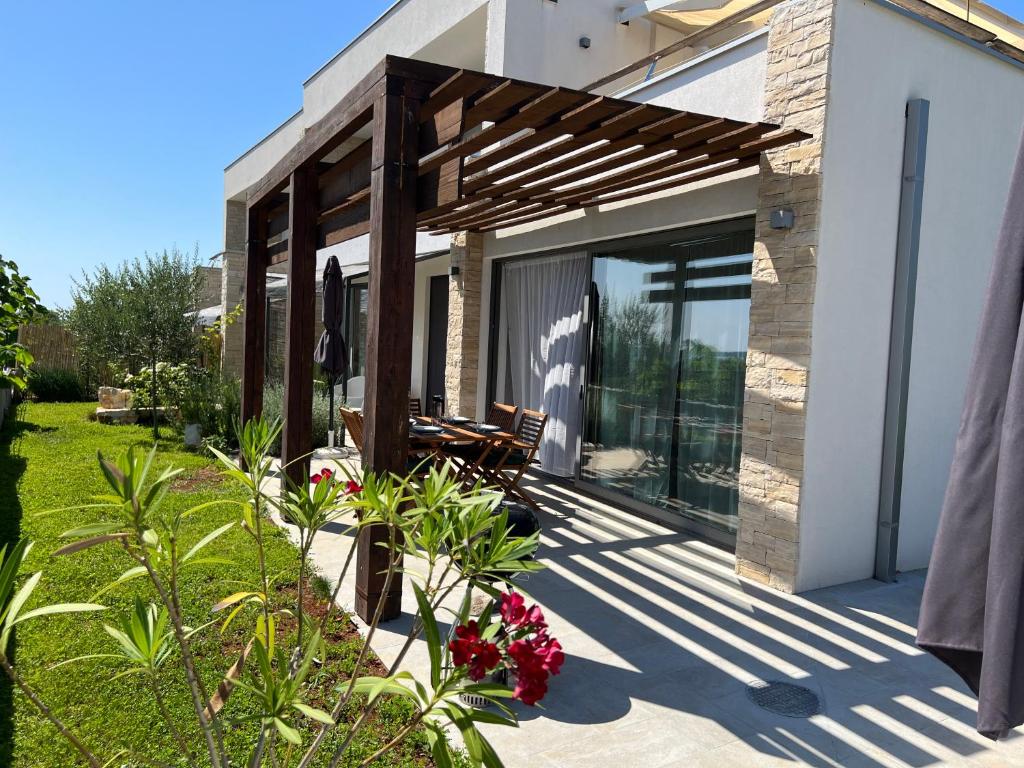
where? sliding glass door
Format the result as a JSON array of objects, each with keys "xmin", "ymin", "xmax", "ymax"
[{"xmin": 580, "ymin": 224, "xmax": 753, "ymax": 535}]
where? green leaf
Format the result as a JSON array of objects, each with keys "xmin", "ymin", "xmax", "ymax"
[
  {"xmin": 181, "ymin": 522, "xmax": 234, "ymax": 563},
  {"xmin": 16, "ymin": 602, "xmax": 106, "ymax": 624},
  {"xmin": 412, "ymin": 582, "xmax": 442, "ymax": 689},
  {"xmin": 59, "ymin": 523, "xmax": 122, "ymax": 539},
  {"xmin": 273, "ymin": 717, "xmax": 302, "ymax": 745},
  {"xmin": 211, "ymin": 591, "xmax": 258, "ymax": 612},
  {"xmin": 52, "ymin": 533, "xmax": 129, "ymax": 556},
  {"xmin": 90, "ymin": 566, "xmax": 147, "ymax": 601},
  {"xmin": 292, "ymin": 702, "xmax": 334, "ymax": 725}
]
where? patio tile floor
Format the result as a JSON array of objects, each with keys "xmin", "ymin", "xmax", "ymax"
[{"xmin": 267, "ymin": 453, "xmax": 1022, "ymax": 767}]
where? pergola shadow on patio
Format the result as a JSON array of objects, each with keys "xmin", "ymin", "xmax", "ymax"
[
  {"xmin": 239, "ymin": 54, "xmax": 806, "ymax": 622},
  {"xmin": 270, "ymin": 456, "xmax": 1023, "ymax": 768}
]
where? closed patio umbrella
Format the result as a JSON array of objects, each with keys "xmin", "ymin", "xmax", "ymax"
[
  {"xmin": 313, "ymin": 255, "xmax": 348, "ymax": 449},
  {"xmin": 917, "ymin": 126, "xmax": 1024, "ymax": 740}
]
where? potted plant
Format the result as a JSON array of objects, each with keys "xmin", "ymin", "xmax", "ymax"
[{"xmin": 179, "ymin": 367, "xmax": 212, "ymax": 448}]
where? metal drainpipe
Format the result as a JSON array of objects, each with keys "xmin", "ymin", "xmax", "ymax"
[{"xmin": 875, "ymin": 98, "xmax": 930, "ymax": 582}]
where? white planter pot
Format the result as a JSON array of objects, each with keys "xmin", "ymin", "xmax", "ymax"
[{"xmin": 184, "ymin": 423, "xmax": 202, "ymax": 447}]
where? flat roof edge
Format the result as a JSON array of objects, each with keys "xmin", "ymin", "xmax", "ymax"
[
  {"xmin": 870, "ymin": 0, "xmax": 1024, "ymax": 72},
  {"xmin": 303, "ymin": 0, "xmax": 409, "ymax": 87},
  {"xmin": 225, "ymin": 108, "xmax": 304, "ymax": 173}
]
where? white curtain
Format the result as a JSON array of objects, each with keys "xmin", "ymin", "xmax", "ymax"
[{"xmin": 501, "ymin": 252, "xmax": 588, "ymax": 477}]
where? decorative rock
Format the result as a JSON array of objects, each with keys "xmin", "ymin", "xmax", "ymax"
[
  {"xmin": 95, "ymin": 407, "xmax": 138, "ymax": 425},
  {"xmin": 97, "ymin": 387, "xmax": 133, "ymax": 410}
]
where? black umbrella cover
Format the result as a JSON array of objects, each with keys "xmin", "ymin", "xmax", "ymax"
[
  {"xmin": 314, "ymin": 255, "xmax": 348, "ymax": 379},
  {"xmin": 917, "ymin": 126, "xmax": 1024, "ymax": 740}
]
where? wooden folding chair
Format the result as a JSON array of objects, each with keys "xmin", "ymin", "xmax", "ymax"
[
  {"xmin": 474, "ymin": 408, "xmax": 547, "ymax": 512},
  {"xmin": 443, "ymin": 402, "xmax": 518, "ymax": 481},
  {"xmin": 339, "ymin": 407, "xmax": 364, "ymax": 458},
  {"xmin": 409, "ymin": 397, "xmax": 422, "ymax": 418},
  {"xmin": 342, "ymin": 405, "xmax": 434, "ymax": 477},
  {"xmin": 486, "ymin": 402, "xmax": 519, "ymax": 432}
]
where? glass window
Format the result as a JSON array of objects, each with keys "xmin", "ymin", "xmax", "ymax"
[
  {"xmin": 347, "ymin": 283, "xmax": 368, "ymax": 379},
  {"xmin": 580, "ymin": 227, "xmax": 753, "ymax": 533}
]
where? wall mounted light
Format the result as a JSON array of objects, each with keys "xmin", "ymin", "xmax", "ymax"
[
  {"xmin": 579, "ymin": 36, "xmax": 591, "ymax": 49},
  {"xmin": 770, "ymin": 207, "xmax": 795, "ymax": 230},
  {"xmin": 449, "ymin": 265, "xmax": 461, "ymax": 277}
]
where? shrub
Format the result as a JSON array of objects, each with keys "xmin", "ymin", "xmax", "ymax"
[
  {"xmin": 27, "ymin": 368, "xmax": 88, "ymax": 402},
  {"xmin": 4, "ymin": 419, "xmax": 551, "ymax": 766},
  {"xmin": 122, "ymin": 362, "xmax": 191, "ymax": 411},
  {"xmin": 261, "ymin": 381, "xmax": 331, "ymax": 455}
]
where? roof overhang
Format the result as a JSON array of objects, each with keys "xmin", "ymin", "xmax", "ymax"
[{"xmin": 247, "ymin": 55, "xmax": 808, "ymax": 264}]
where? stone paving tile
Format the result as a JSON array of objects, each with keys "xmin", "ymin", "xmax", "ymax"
[{"xmin": 263, "ymin": 458, "xmax": 1021, "ymax": 767}]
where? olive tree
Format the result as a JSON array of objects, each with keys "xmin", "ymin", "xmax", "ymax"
[{"xmin": 66, "ymin": 247, "xmax": 204, "ymax": 437}]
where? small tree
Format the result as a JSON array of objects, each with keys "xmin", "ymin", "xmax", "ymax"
[
  {"xmin": 66, "ymin": 247, "xmax": 204, "ymax": 436},
  {"xmin": 125, "ymin": 248, "xmax": 204, "ymax": 439},
  {"xmin": 0, "ymin": 256, "xmax": 48, "ymax": 390},
  {"xmin": 65, "ymin": 263, "xmax": 140, "ymax": 388}
]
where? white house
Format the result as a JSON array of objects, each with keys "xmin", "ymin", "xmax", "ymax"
[{"xmin": 218, "ymin": 0, "xmax": 1024, "ymax": 594}]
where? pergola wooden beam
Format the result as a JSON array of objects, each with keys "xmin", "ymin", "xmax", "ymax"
[{"xmin": 239, "ymin": 55, "xmax": 809, "ymax": 624}]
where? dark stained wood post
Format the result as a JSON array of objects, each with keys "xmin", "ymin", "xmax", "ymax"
[
  {"xmin": 281, "ymin": 165, "xmax": 319, "ymax": 489},
  {"xmin": 240, "ymin": 205, "xmax": 268, "ymax": 431},
  {"xmin": 356, "ymin": 79, "xmax": 422, "ymax": 623}
]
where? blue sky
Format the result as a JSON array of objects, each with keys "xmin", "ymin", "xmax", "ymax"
[
  {"xmin": 1, "ymin": 1, "xmax": 394, "ymax": 309},
  {"xmin": 4, "ymin": 0, "xmax": 1024, "ymax": 309}
]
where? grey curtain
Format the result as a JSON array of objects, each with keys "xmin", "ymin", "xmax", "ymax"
[{"xmin": 917, "ymin": 126, "xmax": 1024, "ymax": 740}]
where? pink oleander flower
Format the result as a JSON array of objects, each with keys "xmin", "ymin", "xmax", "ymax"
[{"xmin": 344, "ymin": 480, "xmax": 363, "ymax": 495}]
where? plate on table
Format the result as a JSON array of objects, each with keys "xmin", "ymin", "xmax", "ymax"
[
  {"xmin": 449, "ymin": 416, "xmax": 473, "ymax": 424},
  {"xmin": 475, "ymin": 423, "xmax": 500, "ymax": 432},
  {"xmin": 412, "ymin": 424, "xmax": 444, "ymax": 434}
]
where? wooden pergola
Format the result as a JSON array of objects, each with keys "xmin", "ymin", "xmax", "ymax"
[{"xmin": 239, "ymin": 55, "xmax": 807, "ymax": 621}]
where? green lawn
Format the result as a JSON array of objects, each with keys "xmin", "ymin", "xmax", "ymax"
[{"xmin": 0, "ymin": 401, "xmax": 433, "ymax": 767}]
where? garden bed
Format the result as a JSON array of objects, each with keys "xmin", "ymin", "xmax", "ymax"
[{"xmin": 0, "ymin": 401, "xmax": 445, "ymax": 767}]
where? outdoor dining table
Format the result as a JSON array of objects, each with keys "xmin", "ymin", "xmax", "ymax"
[{"xmin": 407, "ymin": 416, "xmax": 517, "ymax": 485}]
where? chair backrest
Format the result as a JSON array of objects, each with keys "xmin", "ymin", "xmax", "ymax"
[
  {"xmin": 345, "ymin": 376, "xmax": 365, "ymax": 409},
  {"xmin": 488, "ymin": 402, "xmax": 519, "ymax": 432},
  {"xmin": 516, "ymin": 408, "xmax": 547, "ymax": 452},
  {"xmin": 409, "ymin": 397, "xmax": 422, "ymax": 417},
  {"xmin": 339, "ymin": 407, "xmax": 364, "ymax": 455}
]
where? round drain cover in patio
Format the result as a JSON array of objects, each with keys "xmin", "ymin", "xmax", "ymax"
[{"xmin": 745, "ymin": 680, "xmax": 821, "ymax": 718}]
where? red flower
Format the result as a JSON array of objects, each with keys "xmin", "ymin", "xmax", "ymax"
[
  {"xmin": 311, "ymin": 467, "xmax": 334, "ymax": 485},
  {"xmin": 449, "ymin": 621, "xmax": 500, "ymax": 682},
  {"xmin": 499, "ymin": 591, "xmax": 547, "ymax": 631},
  {"xmin": 344, "ymin": 480, "xmax": 363, "ymax": 495},
  {"xmin": 506, "ymin": 633, "xmax": 564, "ymax": 705}
]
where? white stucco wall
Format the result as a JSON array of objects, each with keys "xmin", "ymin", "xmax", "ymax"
[
  {"xmin": 619, "ymin": 29, "xmax": 768, "ymax": 123},
  {"xmin": 797, "ymin": 0, "xmax": 1024, "ymax": 590},
  {"xmin": 490, "ymin": 0, "xmax": 676, "ymax": 88},
  {"xmin": 303, "ymin": 0, "xmax": 488, "ymax": 123}
]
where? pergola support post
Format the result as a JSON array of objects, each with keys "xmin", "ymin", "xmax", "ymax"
[
  {"xmin": 355, "ymin": 82, "xmax": 422, "ymax": 623},
  {"xmin": 281, "ymin": 166, "xmax": 319, "ymax": 489},
  {"xmin": 240, "ymin": 206, "xmax": 268, "ymax": 433}
]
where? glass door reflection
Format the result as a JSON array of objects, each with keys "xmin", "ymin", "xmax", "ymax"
[{"xmin": 581, "ymin": 227, "xmax": 753, "ymax": 534}]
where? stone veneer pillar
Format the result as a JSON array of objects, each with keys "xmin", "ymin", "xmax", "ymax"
[
  {"xmin": 735, "ymin": 0, "xmax": 835, "ymax": 592},
  {"xmin": 220, "ymin": 200, "xmax": 248, "ymax": 377},
  {"xmin": 445, "ymin": 232, "xmax": 484, "ymax": 417}
]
